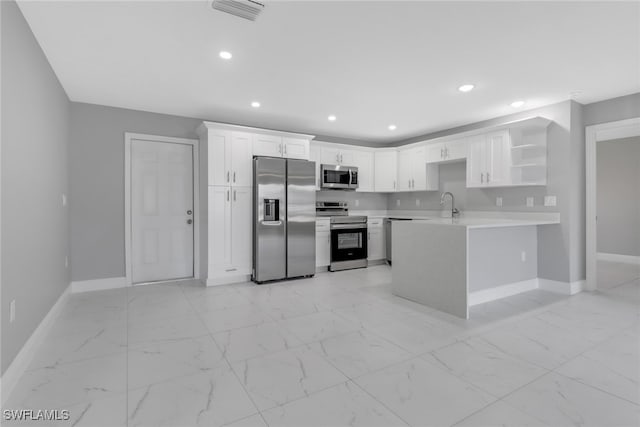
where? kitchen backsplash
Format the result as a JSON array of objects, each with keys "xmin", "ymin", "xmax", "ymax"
[{"xmin": 316, "ymin": 190, "xmax": 388, "ymax": 211}]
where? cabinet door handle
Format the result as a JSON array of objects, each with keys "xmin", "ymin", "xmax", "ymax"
[
  {"xmin": 368, "ymin": 231, "xmax": 371, "ymax": 241},
  {"xmin": 284, "ymin": 144, "xmax": 287, "ymax": 155},
  {"xmin": 440, "ymin": 148, "xmax": 444, "ymax": 158},
  {"xmin": 226, "ymin": 190, "xmax": 230, "ymax": 201},
  {"xmin": 408, "ymin": 180, "xmax": 411, "ymax": 188},
  {"xmin": 336, "ymin": 154, "xmax": 339, "ymax": 163},
  {"xmin": 393, "ymin": 180, "xmax": 396, "ymax": 190},
  {"xmin": 486, "ymin": 172, "xmax": 490, "ymax": 183},
  {"xmin": 226, "ymin": 171, "xmax": 230, "ymax": 183},
  {"xmin": 480, "ymin": 173, "xmax": 484, "ymax": 183},
  {"xmin": 412, "ymin": 178, "xmax": 415, "ymax": 188},
  {"xmin": 233, "ymin": 172, "xmax": 236, "ymax": 183},
  {"xmin": 233, "ymin": 190, "xmax": 236, "ymax": 201}
]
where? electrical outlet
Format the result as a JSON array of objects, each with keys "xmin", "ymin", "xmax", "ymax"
[
  {"xmin": 521, "ymin": 251, "xmax": 527, "ymax": 262},
  {"xmin": 396, "ymin": 199, "xmax": 400, "ymax": 207},
  {"xmin": 416, "ymin": 199, "xmax": 421, "ymax": 207},
  {"xmin": 496, "ymin": 197, "xmax": 503, "ymax": 207},
  {"xmin": 10, "ymin": 300, "xmax": 15, "ymax": 323},
  {"xmin": 526, "ymin": 197, "xmax": 534, "ymax": 207},
  {"xmin": 354, "ymin": 199, "xmax": 359, "ymax": 207},
  {"xmin": 544, "ymin": 195, "xmax": 557, "ymax": 207},
  {"xmin": 65, "ymin": 256, "xmax": 69, "ymax": 269},
  {"xmin": 62, "ymin": 193, "xmax": 67, "ymax": 207}
]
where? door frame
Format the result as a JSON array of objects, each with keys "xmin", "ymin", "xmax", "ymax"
[
  {"xmin": 124, "ymin": 132, "xmax": 200, "ymax": 286},
  {"xmin": 585, "ymin": 117, "xmax": 640, "ymax": 291}
]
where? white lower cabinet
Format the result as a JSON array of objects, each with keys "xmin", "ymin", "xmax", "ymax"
[
  {"xmin": 315, "ymin": 219, "xmax": 330, "ymax": 268},
  {"xmin": 367, "ymin": 218, "xmax": 385, "ymax": 261},
  {"xmin": 208, "ymin": 186, "xmax": 252, "ymax": 284}
]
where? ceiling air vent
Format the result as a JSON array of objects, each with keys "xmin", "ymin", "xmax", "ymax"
[{"xmin": 211, "ymin": 0, "xmax": 265, "ymax": 21}]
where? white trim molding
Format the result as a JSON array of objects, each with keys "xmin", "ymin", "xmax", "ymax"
[
  {"xmin": 124, "ymin": 132, "xmax": 201, "ymax": 286},
  {"xmin": 586, "ymin": 117, "xmax": 640, "ymax": 291},
  {"xmin": 71, "ymin": 277, "xmax": 127, "ymax": 293},
  {"xmin": 597, "ymin": 252, "xmax": 640, "ymax": 265},
  {"xmin": 1, "ymin": 284, "xmax": 71, "ymax": 405},
  {"xmin": 469, "ymin": 279, "xmax": 539, "ymax": 306},
  {"xmin": 538, "ymin": 278, "xmax": 585, "ymax": 295}
]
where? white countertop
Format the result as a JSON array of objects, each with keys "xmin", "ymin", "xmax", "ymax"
[
  {"xmin": 318, "ymin": 210, "xmax": 561, "ymax": 227},
  {"xmin": 406, "ymin": 217, "xmax": 560, "ymax": 229}
]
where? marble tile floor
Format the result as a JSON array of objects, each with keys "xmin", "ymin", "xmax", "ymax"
[{"xmin": 3, "ymin": 264, "xmax": 639, "ymax": 427}]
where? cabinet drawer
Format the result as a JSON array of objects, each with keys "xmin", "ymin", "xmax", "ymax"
[
  {"xmin": 316, "ymin": 219, "xmax": 330, "ymax": 231},
  {"xmin": 367, "ymin": 218, "xmax": 383, "ymax": 227}
]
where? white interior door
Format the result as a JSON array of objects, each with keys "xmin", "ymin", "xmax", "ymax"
[{"xmin": 131, "ymin": 139, "xmax": 194, "ymax": 283}]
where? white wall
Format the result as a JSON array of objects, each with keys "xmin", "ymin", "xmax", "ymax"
[{"xmin": 597, "ymin": 137, "xmax": 640, "ymax": 257}]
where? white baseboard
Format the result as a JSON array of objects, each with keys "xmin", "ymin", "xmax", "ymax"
[
  {"xmin": 206, "ymin": 274, "xmax": 251, "ymax": 286},
  {"xmin": 538, "ymin": 278, "xmax": 585, "ymax": 295},
  {"xmin": 1, "ymin": 283, "xmax": 71, "ymax": 405},
  {"xmin": 71, "ymin": 276, "xmax": 127, "ymax": 293},
  {"xmin": 597, "ymin": 252, "xmax": 640, "ymax": 265},
  {"xmin": 469, "ymin": 279, "xmax": 539, "ymax": 306}
]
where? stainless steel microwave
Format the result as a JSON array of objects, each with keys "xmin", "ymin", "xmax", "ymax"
[{"xmin": 321, "ymin": 164, "xmax": 358, "ymax": 190}]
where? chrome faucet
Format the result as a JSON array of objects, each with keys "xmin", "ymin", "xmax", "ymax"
[{"xmin": 440, "ymin": 192, "xmax": 460, "ymax": 218}]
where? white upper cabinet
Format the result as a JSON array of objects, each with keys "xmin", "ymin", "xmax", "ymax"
[
  {"xmin": 231, "ymin": 132, "xmax": 253, "ymax": 187},
  {"xmin": 320, "ymin": 147, "xmax": 354, "ymax": 166},
  {"xmin": 309, "ymin": 144, "xmax": 322, "ymax": 190},
  {"xmin": 282, "ymin": 137, "xmax": 310, "ymax": 160},
  {"xmin": 397, "ymin": 144, "xmax": 438, "ymax": 192},
  {"xmin": 425, "ymin": 138, "xmax": 468, "ymax": 164},
  {"xmin": 352, "ymin": 149, "xmax": 374, "ymax": 192},
  {"xmin": 205, "ymin": 128, "xmax": 252, "ymax": 187},
  {"xmin": 374, "ymin": 150, "xmax": 398, "ymax": 192},
  {"xmin": 207, "ymin": 129, "xmax": 230, "ymax": 186},
  {"xmin": 466, "ymin": 131, "xmax": 511, "ymax": 188},
  {"xmin": 252, "ymin": 134, "xmax": 282, "ymax": 158},
  {"xmin": 252, "ymin": 134, "xmax": 310, "ymax": 160}
]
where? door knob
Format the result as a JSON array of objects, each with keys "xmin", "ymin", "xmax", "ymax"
[
  {"xmin": 187, "ymin": 210, "xmax": 192, "ymax": 215},
  {"xmin": 187, "ymin": 219, "xmax": 193, "ymax": 225}
]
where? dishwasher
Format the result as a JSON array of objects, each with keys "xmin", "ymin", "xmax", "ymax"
[{"xmin": 384, "ymin": 217, "xmax": 413, "ymax": 265}]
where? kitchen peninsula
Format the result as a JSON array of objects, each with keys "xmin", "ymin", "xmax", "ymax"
[{"xmin": 392, "ymin": 214, "xmax": 561, "ymax": 318}]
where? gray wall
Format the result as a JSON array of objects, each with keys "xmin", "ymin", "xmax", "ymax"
[
  {"xmin": 69, "ymin": 103, "xmax": 202, "ymax": 281},
  {"xmin": 584, "ymin": 93, "xmax": 640, "ymax": 127},
  {"xmin": 1, "ymin": 0, "xmax": 70, "ymax": 374},
  {"xmin": 597, "ymin": 137, "xmax": 640, "ymax": 256}
]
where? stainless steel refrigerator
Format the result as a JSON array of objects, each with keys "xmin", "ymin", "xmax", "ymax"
[{"xmin": 253, "ymin": 157, "xmax": 316, "ymax": 283}]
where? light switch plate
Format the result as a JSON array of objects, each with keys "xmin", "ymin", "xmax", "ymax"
[
  {"xmin": 396, "ymin": 199, "xmax": 400, "ymax": 207},
  {"xmin": 544, "ymin": 195, "xmax": 557, "ymax": 207},
  {"xmin": 62, "ymin": 193, "xmax": 67, "ymax": 207},
  {"xmin": 526, "ymin": 197, "xmax": 534, "ymax": 207},
  {"xmin": 10, "ymin": 300, "xmax": 15, "ymax": 323},
  {"xmin": 416, "ymin": 199, "xmax": 420, "ymax": 207},
  {"xmin": 354, "ymin": 199, "xmax": 359, "ymax": 207},
  {"xmin": 496, "ymin": 197, "xmax": 503, "ymax": 207}
]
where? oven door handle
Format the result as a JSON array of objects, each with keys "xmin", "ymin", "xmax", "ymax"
[
  {"xmin": 261, "ymin": 220, "xmax": 283, "ymax": 226},
  {"xmin": 330, "ymin": 224, "xmax": 367, "ymax": 230}
]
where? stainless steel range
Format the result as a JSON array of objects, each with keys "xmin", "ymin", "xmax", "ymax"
[
  {"xmin": 330, "ymin": 215, "xmax": 368, "ymax": 271},
  {"xmin": 316, "ymin": 202, "xmax": 368, "ymax": 271}
]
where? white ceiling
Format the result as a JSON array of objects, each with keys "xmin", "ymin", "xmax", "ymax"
[{"xmin": 18, "ymin": 1, "xmax": 640, "ymax": 143}]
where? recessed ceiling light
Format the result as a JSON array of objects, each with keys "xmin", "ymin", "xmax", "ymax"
[
  {"xmin": 219, "ymin": 51, "xmax": 232, "ymax": 60},
  {"xmin": 388, "ymin": 124, "xmax": 397, "ymax": 131},
  {"xmin": 251, "ymin": 101, "xmax": 260, "ymax": 108},
  {"xmin": 511, "ymin": 100, "xmax": 525, "ymax": 108},
  {"xmin": 458, "ymin": 84, "xmax": 475, "ymax": 93},
  {"xmin": 328, "ymin": 115, "xmax": 337, "ymax": 122}
]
